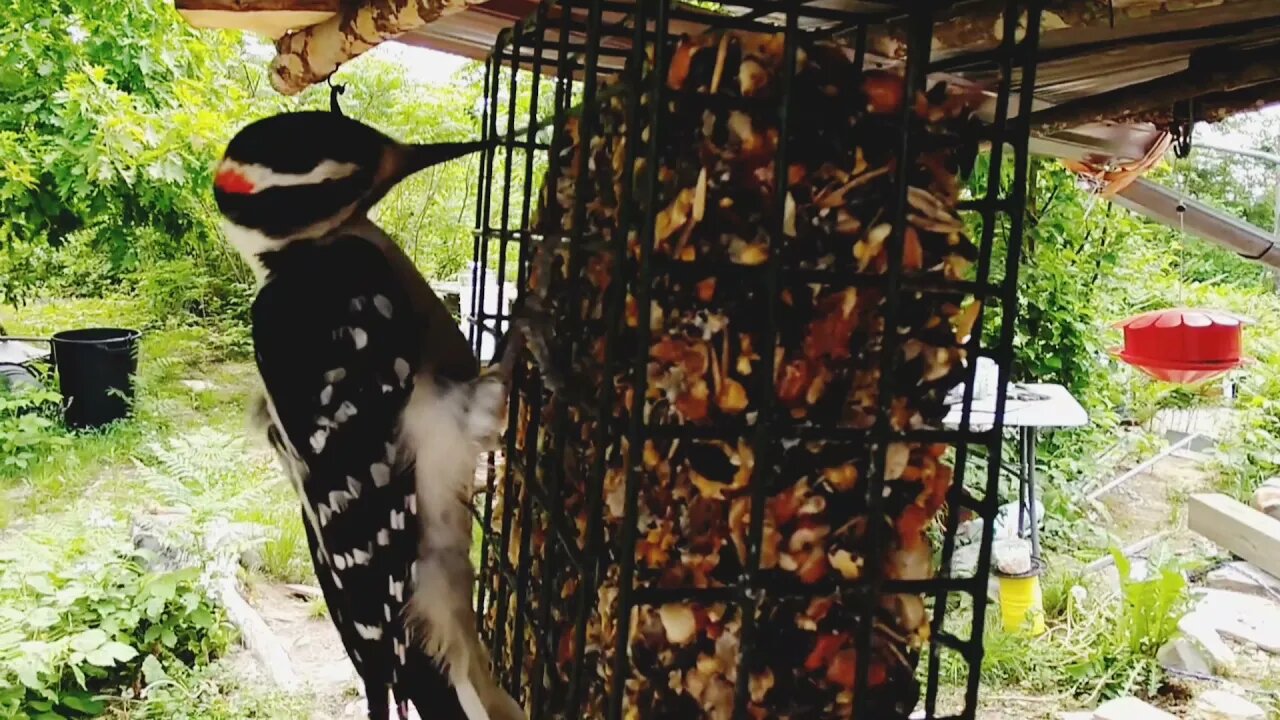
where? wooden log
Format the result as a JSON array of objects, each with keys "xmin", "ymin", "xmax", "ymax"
[
  {"xmin": 217, "ymin": 577, "xmax": 302, "ymax": 692},
  {"xmin": 269, "ymin": 0, "xmax": 480, "ymax": 95},
  {"xmin": 1188, "ymin": 493, "xmax": 1280, "ymax": 580},
  {"xmin": 176, "ymin": 0, "xmax": 339, "ymax": 39},
  {"xmin": 282, "ymin": 582, "xmax": 323, "ymax": 600}
]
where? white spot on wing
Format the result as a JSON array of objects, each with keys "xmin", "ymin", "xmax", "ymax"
[
  {"xmin": 332, "ymin": 571, "xmax": 343, "ymax": 589},
  {"xmin": 406, "ymin": 493, "xmax": 417, "ymax": 515},
  {"xmin": 390, "ymin": 509, "xmax": 405, "ymax": 530},
  {"xmin": 319, "ymin": 385, "xmax": 333, "ymax": 405},
  {"xmin": 334, "ymin": 553, "xmax": 347, "ymax": 570},
  {"xmin": 355, "ymin": 622, "xmax": 383, "ymax": 640},
  {"xmin": 385, "ymin": 604, "xmax": 392, "ymax": 622},
  {"xmin": 325, "ymin": 367, "xmax": 347, "ymax": 383},
  {"xmin": 346, "ymin": 475, "xmax": 361, "ymax": 497},
  {"xmin": 317, "ymin": 503, "xmax": 332, "ymax": 527},
  {"xmin": 373, "ymin": 294, "xmax": 393, "ymax": 319},
  {"xmin": 349, "ymin": 297, "xmax": 367, "ymax": 312},
  {"xmin": 309, "ymin": 428, "xmax": 329, "ymax": 454},
  {"xmin": 351, "ymin": 327, "xmax": 368, "ymax": 350},
  {"xmin": 335, "ymin": 401, "xmax": 358, "ymax": 423},
  {"xmin": 351, "ymin": 547, "xmax": 370, "ymax": 565},
  {"xmin": 377, "ymin": 529, "xmax": 390, "ymax": 546},
  {"xmin": 394, "ymin": 358, "xmax": 411, "ymax": 386},
  {"xmin": 370, "ymin": 462, "xmax": 391, "ymax": 487},
  {"xmin": 328, "ymin": 490, "xmax": 349, "ymax": 512}
]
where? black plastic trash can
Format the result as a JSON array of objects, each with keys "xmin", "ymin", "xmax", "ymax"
[{"xmin": 51, "ymin": 328, "xmax": 141, "ymax": 430}]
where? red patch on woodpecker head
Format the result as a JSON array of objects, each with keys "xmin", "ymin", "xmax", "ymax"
[{"xmin": 214, "ymin": 168, "xmax": 256, "ymax": 195}]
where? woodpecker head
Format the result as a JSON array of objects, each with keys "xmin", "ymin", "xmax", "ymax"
[{"xmin": 214, "ymin": 111, "xmax": 486, "ymax": 266}]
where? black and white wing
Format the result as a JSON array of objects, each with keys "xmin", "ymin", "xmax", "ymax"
[{"xmin": 251, "ymin": 234, "xmax": 465, "ymax": 719}]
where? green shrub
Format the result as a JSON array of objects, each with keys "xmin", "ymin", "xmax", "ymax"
[
  {"xmin": 0, "ymin": 381, "xmax": 70, "ymax": 476},
  {"xmin": 1065, "ymin": 552, "xmax": 1188, "ymax": 703},
  {"xmin": 0, "ymin": 539, "xmax": 230, "ymax": 718}
]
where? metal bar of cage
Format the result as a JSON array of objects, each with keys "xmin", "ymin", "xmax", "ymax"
[
  {"xmin": 609, "ymin": 1, "xmax": 670, "ymax": 716},
  {"xmin": 470, "ymin": 1, "xmax": 1048, "ymax": 717},
  {"xmin": 853, "ymin": 6, "xmax": 934, "ymax": 714},
  {"xmin": 731, "ymin": 3, "xmax": 798, "ymax": 716}
]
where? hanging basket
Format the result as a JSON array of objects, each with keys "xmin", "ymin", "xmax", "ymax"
[{"xmin": 1110, "ymin": 308, "xmax": 1250, "ymax": 384}]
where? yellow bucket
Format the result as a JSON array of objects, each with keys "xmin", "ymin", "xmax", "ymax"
[{"xmin": 998, "ymin": 573, "xmax": 1046, "ymax": 636}]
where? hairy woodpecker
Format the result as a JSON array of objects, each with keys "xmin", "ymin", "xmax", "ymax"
[{"xmin": 213, "ymin": 111, "xmax": 524, "ymax": 720}]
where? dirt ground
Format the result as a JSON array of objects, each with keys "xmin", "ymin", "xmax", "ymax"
[
  {"xmin": 223, "ymin": 439, "xmax": 1279, "ymax": 719},
  {"xmin": 224, "ymin": 580, "xmax": 366, "ymax": 719}
]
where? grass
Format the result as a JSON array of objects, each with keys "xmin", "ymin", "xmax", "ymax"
[
  {"xmin": 931, "ymin": 553, "xmax": 1190, "ymax": 711},
  {"xmin": 0, "ymin": 298, "xmax": 258, "ymax": 524},
  {"xmin": 0, "ymin": 296, "xmax": 319, "ymax": 717}
]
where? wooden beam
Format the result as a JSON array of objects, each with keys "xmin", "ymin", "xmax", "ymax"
[
  {"xmin": 1128, "ymin": 80, "xmax": 1280, "ymax": 129},
  {"xmin": 1188, "ymin": 493, "xmax": 1280, "ymax": 580},
  {"xmin": 175, "ymin": 0, "xmax": 339, "ymax": 39},
  {"xmin": 1029, "ymin": 52, "xmax": 1280, "ymax": 134},
  {"xmin": 863, "ymin": 0, "xmax": 1274, "ymax": 61}
]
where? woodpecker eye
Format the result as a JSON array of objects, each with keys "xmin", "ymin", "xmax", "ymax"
[{"xmin": 215, "ymin": 168, "xmax": 256, "ymax": 195}]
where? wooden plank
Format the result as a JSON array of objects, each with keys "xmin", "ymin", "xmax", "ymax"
[
  {"xmin": 177, "ymin": 9, "xmax": 336, "ymax": 39},
  {"xmin": 1188, "ymin": 493, "xmax": 1280, "ymax": 579}
]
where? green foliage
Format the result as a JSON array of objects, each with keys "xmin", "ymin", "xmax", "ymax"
[
  {"xmin": 0, "ymin": 536, "xmax": 230, "ymax": 718},
  {"xmin": 1064, "ymin": 552, "xmax": 1188, "ymax": 703},
  {"xmin": 116, "ymin": 660, "xmax": 313, "ymax": 719},
  {"xmin": 0, "ymin": 382, "xmax": 70, "ymax": 474},
  {"xmin": 133, "ymin": 429, "xmax": 312, "ymax": 585},
  {"xmin": 942, "ymin": 554, "xmax": 1188, "ymax": 706}
]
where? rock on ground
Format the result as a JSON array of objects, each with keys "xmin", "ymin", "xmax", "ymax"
[
  {"xmin": 1158, "ymin": 636, "xmax": 1214, "ymax": 676},
  {"xmin": 1206, "ymin": 561, "xmax": 1280, "ymax": 600},
  {"xmin": 1092, "ymin": 696, "xmax": 1177, "ymax": 720},
  {"xmin": 1193, "ymin": 689, "xmax": 1265, "ymax": 719}
]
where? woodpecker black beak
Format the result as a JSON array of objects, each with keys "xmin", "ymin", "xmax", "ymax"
[
  {"xmin": 404, "ymin": 140, "xmax": 492, "ymax": 172},
  {"xmin": 370, "ymin": 139, "xmax": 493, "ymax": 208}
]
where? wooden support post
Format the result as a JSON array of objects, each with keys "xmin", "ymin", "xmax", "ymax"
[{"xmin": 1188, "ymin": 493, "xmax": 1280, "ymax": 579}]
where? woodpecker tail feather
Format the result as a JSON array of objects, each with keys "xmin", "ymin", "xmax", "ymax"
[{"xmin": 400, "ymin": 375, "xmax": 525, "ymax": 720}]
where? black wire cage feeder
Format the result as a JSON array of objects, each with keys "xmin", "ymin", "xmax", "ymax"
[{"xmin": 466, "ymin": 1, "xmax": 1044, "ymax": 717}]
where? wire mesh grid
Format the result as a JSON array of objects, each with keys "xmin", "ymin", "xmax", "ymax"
[{"xmin": 466, "ymin": 1, "xmax": 1045, "ymax": 717}]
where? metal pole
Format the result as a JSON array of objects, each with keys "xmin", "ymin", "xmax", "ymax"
[
  {"xmin": 1180, "ymin": 139, "xmax": 1280, "ymax": 285},
  {"xmin": 1085, "ymin": 432, "xmax": 1202, "ymax": 501}
]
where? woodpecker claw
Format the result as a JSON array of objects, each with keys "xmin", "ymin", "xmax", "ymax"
[{"xmin": 492, "ymin": 314, "xmax": 564, "ymax": 395}]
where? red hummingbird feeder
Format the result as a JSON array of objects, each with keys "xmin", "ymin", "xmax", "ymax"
[{"xmin": 1111, "ymin": 307, "xmax": 1250, "ymax": 384}]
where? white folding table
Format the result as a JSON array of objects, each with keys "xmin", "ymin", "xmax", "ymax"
[{"xmin": 943, "ymin": 382, "xmax": 1089, "ymax": 562}]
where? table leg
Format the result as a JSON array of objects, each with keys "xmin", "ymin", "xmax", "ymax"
[
  {"xmin": 1025, "ymin": 427, "xmax": 1041, "ymax": 562},
  {"xmin": 1017, "ymin": 427, "xmax": 1029, "ymax": 540}
]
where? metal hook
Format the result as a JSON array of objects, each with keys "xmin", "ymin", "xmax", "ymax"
[
  {"xmin": 328, "ymin": 77, "xmax": 347, "ymax": 116},
  {"xmin": 1171, "ymin": 98, "xmax": 1194, "ymax": 159}
]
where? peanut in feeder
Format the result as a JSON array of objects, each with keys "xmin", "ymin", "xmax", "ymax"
[{"xmin": 472, "ymin": 2, "xmax": 1045, "ymax": 718}]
